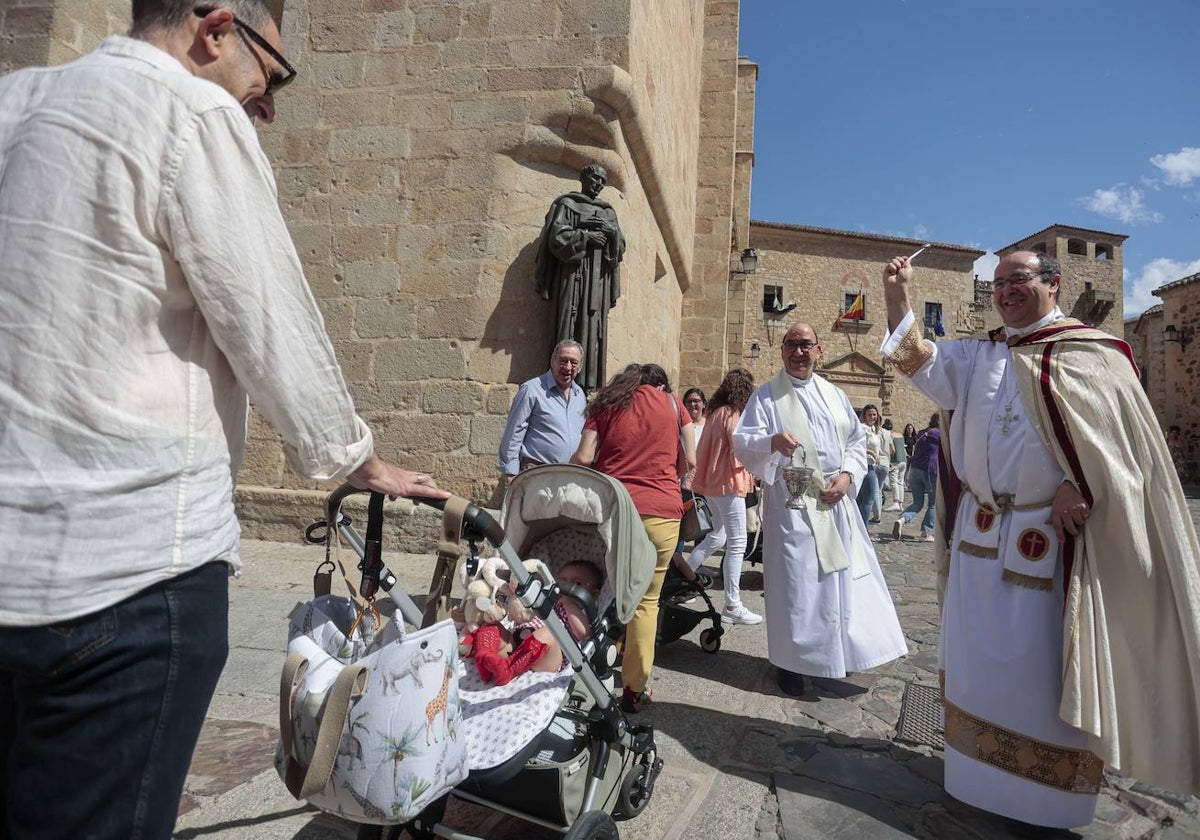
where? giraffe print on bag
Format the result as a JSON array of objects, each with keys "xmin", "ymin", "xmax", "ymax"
[{"xmin": 424, "ymin": 662, "xmax": 453, "ymax": 745}]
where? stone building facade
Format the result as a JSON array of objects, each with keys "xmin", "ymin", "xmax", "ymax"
[
  {"xmin": 995, "ymin": 223, "xmax": 1127, "ymax": 337},
  {"xmin": 1149, "ymin": 273, "xmax": 1200, "ymax": 479},
  {"xmin": 713, "ymin": 222, "xmax": 984, "ymax": 434},
  {"xmin": 1126, "ymin": 305, "xmax": 1165, "ymax": 416}
]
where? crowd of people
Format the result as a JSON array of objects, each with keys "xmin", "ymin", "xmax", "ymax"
[{"xmin": 3, "ymin": 7, "xmax": 1198, "ymax": 838}]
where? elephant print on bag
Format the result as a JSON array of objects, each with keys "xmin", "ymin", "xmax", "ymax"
[{"xmin": 380, "ymin": 647, "xmax": 444, "ymax": 695}]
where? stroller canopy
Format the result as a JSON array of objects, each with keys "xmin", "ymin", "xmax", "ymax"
[{"xmin": 500, "ymin": 465, "xmax": 655, "ymax": 625}]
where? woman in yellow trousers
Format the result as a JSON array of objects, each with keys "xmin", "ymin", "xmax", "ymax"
[{"xmin": 572, "ymin": 363, "xmax": 695, "ymax": 713}]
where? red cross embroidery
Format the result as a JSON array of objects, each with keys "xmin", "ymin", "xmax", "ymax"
[
  {"xmin": 974, "ymin": 509, "xmax": 996, "ymax": 533},
  {"xmin": 1017, "ymin": 528, "xmax": 1050, "ymax": 561}
]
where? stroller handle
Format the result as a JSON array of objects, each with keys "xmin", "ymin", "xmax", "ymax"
[{"xmin": 324, "ymin": 483, "xmax": 506, "ymax": 548}]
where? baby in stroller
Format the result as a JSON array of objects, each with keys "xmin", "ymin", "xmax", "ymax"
[
  {"xmin": 288, "ymin": 466, "xmax": 663, "ymax": 839},
  {"xmin": 461, "ymin": 558, "xmax": 602, "ymax": 685}
]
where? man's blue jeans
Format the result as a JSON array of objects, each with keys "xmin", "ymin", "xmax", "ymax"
[
  {"xmin": 902, "ymin": 467, "xmax": 938, "ymax": 535},
  {"xmin": 0, "ymin": 561, "xmax": 229, "ymax": 840}
]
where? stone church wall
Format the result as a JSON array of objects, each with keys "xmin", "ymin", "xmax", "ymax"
[
  {"xmin": 7, "ymin": 0, "xmax": 725, "ymax": 547},
  {"xmin": 1, "ymin": 0, "xmax": 127, "ymax": 73},
  {"xmin": 235, "ymin": 0, "xmax": 715, "ymax": 539},
  {"xmin": 677, "ymin": 2, "xmax": 748, "ymax": 394}
]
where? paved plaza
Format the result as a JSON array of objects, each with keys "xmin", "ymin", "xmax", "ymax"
[{"xmin": 174, "ymin": 495, "xmax": 1200, "ymax": 840}]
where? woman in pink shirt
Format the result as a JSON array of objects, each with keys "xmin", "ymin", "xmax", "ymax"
[{"xmin": 685, "ymin": 368, "xmax": 762, "ymax": 626}]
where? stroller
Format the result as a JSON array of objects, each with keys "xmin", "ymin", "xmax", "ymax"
[
  {"xmin": 298, "ymin": 464, "xmax": 664, "ymax": 840},
  {"xmin": 656, "ymin": 494, "xmax": 724, "ymax": 654}
]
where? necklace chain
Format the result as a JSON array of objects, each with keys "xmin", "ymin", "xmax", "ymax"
[{"xmin": 997, "ymin": 365, "xmax": 1020, "ymax": 435}]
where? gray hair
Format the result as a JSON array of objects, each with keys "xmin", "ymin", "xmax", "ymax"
[
  {"xmin": 131, "ymin": 1, "xmax": 273, "ymax": 37},
  {"xmin": 1033, "ymin": 252, "xmax": 1062, "ymax": 280},
  {"xmin": 551, "ymin": 340, "xmax": 583, "ymax": 362}
]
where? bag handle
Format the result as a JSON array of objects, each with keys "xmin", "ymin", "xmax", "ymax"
[
  {"xmin": 673, "ymin": 393, "xmax": 692, "ymax": 480},
  {"xmin": 279, "ymin": 652, "xmax": 369, "ymax": 801},
  {"xmin": 420, "ymin": 496, "xmax": 470, "ymax": 629}
]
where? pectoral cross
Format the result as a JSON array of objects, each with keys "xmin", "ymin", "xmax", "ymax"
[{"xmin": 998, "ymin": 399, "xmax": 1020, "ymax": 435}]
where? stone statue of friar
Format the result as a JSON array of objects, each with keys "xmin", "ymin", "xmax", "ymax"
[{"xmin": 534, "ymin": 164, "xmax": 625, "ymax": 392}]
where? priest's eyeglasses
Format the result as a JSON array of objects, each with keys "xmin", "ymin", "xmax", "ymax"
[
  {"xmin": 194, "ymin": 6, "xmax": 297, "ymax": 96},
  {"xmin": 992, "ymin": 270, "xmax": 1050, "ymax": 290},
  {"xmin": 783, "ymin": 340, "xmax": 818, "ymax": 353}
]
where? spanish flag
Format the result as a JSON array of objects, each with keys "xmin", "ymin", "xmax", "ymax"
[{"xmin": 836, "ymin": 292, "xmax": 865, "ymax": 326}]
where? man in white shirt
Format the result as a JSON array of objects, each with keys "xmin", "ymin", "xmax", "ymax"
[
  {"xmin": 0, "ymin": 3, "xmax": 447, "ymax": 836},
  {"xmin": 732, "ymin": 323, "xmax": 907, "ymax": 697},
  {"xmin": 497, "ymin": 340, "xmax": 586, "ymax": 482},
  {"xmin": 881, "ymin": 251, "xmax": 1200, "ymax": 834}
]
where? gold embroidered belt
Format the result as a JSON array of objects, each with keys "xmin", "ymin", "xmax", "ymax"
[{"xmin": 960, "ymin": 483, "xmax": 1053, "ymax": 514}]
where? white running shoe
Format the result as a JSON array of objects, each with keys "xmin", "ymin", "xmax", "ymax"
[
  {"xmin": 887, "ymin": 503, "xmax": 902, "ymax": 511},
  {"xmin": 722, "ymin": 603, "xmax": 764, "ymax": 625}
]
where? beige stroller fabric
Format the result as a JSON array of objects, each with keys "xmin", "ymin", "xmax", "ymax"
[{"xmin": 501, "ymin": 464, "xmax": 655, "ymax": 625}]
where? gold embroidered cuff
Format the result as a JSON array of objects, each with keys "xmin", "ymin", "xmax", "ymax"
[{"xmin": 887, "ymin": 320, "xmax": 934, "ymax": 377}]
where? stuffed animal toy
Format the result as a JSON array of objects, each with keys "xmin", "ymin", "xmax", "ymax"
[
  {"xmin": 458, "ymin": 578, "xmax": 509, "ymax": 665},
  {"xmin": 473, "ymin": 559, "xmax": 554, "ymax": 686},
  {"xmin": 459, "ymin": 555, "xmax": 508, "ymax": 593}
]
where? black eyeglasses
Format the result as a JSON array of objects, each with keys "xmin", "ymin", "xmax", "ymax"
[
  {"xmin": 194, "ymin": 6, "xmax": 297, "ymax": 95},
  {"xmin": 782, "ymin": 340, "xmax": 818, "ymax": 352},
  {"xmin": 992, "ymin": 270, "xmax": 1050, "ymax": 290}
]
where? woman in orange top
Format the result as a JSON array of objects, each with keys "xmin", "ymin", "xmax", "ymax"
[{"xmin": 685, "ymin": 368, "xmax": 762, "ymax": 626}]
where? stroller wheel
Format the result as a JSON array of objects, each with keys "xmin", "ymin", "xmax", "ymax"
[
  {"xmin": 699, "ymin": 626, "xmax": 722, "ymax": 653},
  {"xmin": 617, "ymin": 763, "xmax": 652, "ymax": 818},
  {"xmin": 564, "ymin": 809, "xmax": 620, "ymax": 840}
]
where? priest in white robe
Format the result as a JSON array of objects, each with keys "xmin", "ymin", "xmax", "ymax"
[
  {"xmin": 881, "ymin": 250, "xmax": 1200, "ymax": 834},
  {"xmin": 732, "ymin": 322, "xmax": 907, "ymax": 697}
]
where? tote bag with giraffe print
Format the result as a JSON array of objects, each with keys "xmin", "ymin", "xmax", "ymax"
[{"xmin": 275, "ymin": 594, "xmax": 469, "ymax": 825}]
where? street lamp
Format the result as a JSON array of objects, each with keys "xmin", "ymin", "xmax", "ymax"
[
  {"xmin": 730, "ymin": 248, "xmax": 758, "ymax": 275},
  {"xmin": 1164, "ymin": 324, "xmax": 1192, "ymax": 351}
]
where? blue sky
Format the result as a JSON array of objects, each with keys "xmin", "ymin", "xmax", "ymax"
[{"xmin": 739, "ymin": 0, "xmax": 1200, "ymax": 317}]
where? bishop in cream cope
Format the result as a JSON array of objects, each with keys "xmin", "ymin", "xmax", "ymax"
[{"xmin": 880, "ymin": 250, "xmax": 1200, "ymax": 830}]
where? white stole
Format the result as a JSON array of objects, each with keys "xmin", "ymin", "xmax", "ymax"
[{"xmin": 768, "ymin": 370, "xmax": 869, "ymax": 579}]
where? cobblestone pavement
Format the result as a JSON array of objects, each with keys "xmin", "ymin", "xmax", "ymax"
[{"xmin": 174, "ymin": 495, "xmax": 1200, "ymax": 840}]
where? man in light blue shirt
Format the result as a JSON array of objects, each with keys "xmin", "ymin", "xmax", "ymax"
[{"xmin": 499, "ymin": 340, "xmax": 586, "ymax": 481}]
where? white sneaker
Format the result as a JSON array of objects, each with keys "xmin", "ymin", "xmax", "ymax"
[
  {"xmin": 892, "ymin": 519, "xmax": 903, "ymax": 539},
  {"xmin": 722, "ymin": 603, "xmax": 764, "ymax": 625},
  {"xmin": 887, "ymin": 503, "xmax": 902, "ymax": 511}
]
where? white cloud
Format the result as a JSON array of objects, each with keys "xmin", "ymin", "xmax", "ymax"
[
  {"xmin": 1123, "ymin": 256, "xmax": 1200, "ymax": 317},
  {"xmin": 1150, "ymin": 147, "xmax": 1200, "ymax": 187},
  {"xmin": 1076, "ymin": 184, "xmax": 1163, "ymax": 225},
  {"xmin": 973, "ymin": 251, "xmax": 999, "ymax": 281}
]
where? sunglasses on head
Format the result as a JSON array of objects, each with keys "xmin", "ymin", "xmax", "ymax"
[{"xmin": 194, "ymin": 6, "xmax": 297, "ymax": 95}]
